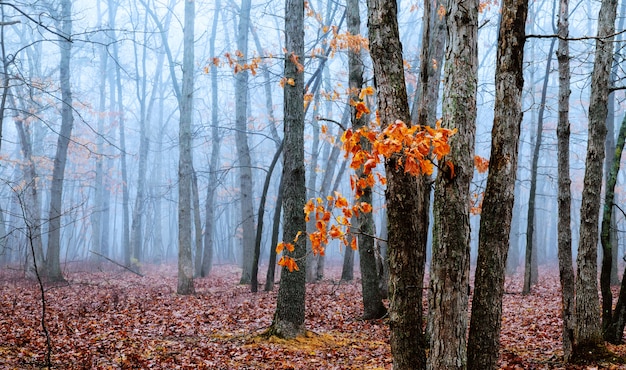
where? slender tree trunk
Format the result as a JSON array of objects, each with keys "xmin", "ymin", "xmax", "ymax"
[
  {"xmin": 235, "ymin": 0, "xmax": 256, "ymax": 285},
  {"xmin": 14, "ymin": 114, "xmax": 44, "ymax": 275},
  {"xmin": 347, "ymin": 0, "xmax": 386, "ymax": 320},
  {"xmin": 269, "ymin": 0, "xmax": 306, "ymax": 339},
  {"xmin": 341, "ymin": 217, "xmax": 355, "ymax": 281},
  {"xmin": 573, "ymin": 0, "xmax": 616, "ymax": 357},
  {"xmin": 177, "ymin": 0, "xmax": 196, "ymax": 295},
  {"xmin": 108, "ymin": 0, "xmax": 130, "ymax": 265},
  {"xmin": 523, "ymin": 37, "xmax": 556, "ymax": 294},
  {"xmin": 602, "ymin": 114, "xmax": 626, "ymax": 342},
  {"xmin": 252, "ymin": 142, "xmax": 283, "ymax": 292},
  {"xmin": 45, "ymin": 0, "xmax": 74, "ymax": 282},
  {"xmin": 264, "ymin": 176, "xmax": 284, "ymax": 292},
  {"xmin": 467, "ymin": 1, "xmax": 528, "ymax": 368},
  {"xmin": 366, "ymin": 0, "xmax": 427, "ymax": 368},
  {"xmin": 556, "ymin": 0, "xmax": 575, "ymax": 360},
  {"xmin": 192, "ymin": 168, "xmax": 203, "ymax": 276}
]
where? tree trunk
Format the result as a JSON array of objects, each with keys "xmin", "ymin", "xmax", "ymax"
[
  {"xmin": 467, "ymin": 1, "xmax": 528, "ymax": 368},
  {"xmin": 108, "ymin": 0, "xmax": 130, "ymax": 266},
  {"xmin": 176, "ymin": 0, "xmax": 196, "ymax": 295},
  {"xmin": 523, "ymin": 37, "xmax": 555, "ymax": 295},
  {"xmin": 14, "ymin": 113, "xmax": 44, "ymax": 276},
  {"xmin": 252, "ymin": 142, "xmax": 283, "ymax": 292},
  {"xmin": 264, "ymin": 175, "xmax": 284, "ymax": 292},
  {"xmin": 235, "ymin": 0, "xmax": 256, "ymax": 285},
  {"xmin": 556, "ymin": 0, "xmax": 575, "ymax": 360},
  {"xmin": 573, "ymin": 0, "xmax": 616, "ymax": 357},
  {"xmin": 45, "ymin": 0, "xmax": 74, "ymax": 282},
  {"xmin": 366, "ymin": 0, "xmax": 427, "ymax": 368},
  {"xmin": 347, "ymin": 0, "xmax": 386, "ymax": 320},
  {"xmin": 602, "ymin": 114, "xmax": 626, "ymax": 342},
  {"xmin": 429, "ymin": 0, "xmax": 478, "ymax": 368},
  {"xmin": 192, "ymin": 168, "xmax": 203, "ymax": 276},
  {"xmin": 201, "ymin": 0, "xmax": 221, "ymax": 278},
  {"xmin": 269, "ymin": 0, "xmax": 306, "ymax": 339}
]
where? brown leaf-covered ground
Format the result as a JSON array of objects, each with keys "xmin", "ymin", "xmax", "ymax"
[{"xmin": 1, "ymin": 263, "xmax": 626, "ymax": 369}]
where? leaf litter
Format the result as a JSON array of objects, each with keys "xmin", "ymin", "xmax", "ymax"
[{"xmin": 1, "ymin": 263, "xmax": 626, "ymax": 369}]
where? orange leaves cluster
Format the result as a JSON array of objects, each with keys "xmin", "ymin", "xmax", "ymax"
[
  {"xmin": 342, "ymin": 119, "xmax": 456, "ymax": 197},
  {"xmin": 474, "ymin": 155, "xmax": 489, "ymax": 173},
  {"xmin": 203, "ymin": 52, "xmax": 261, "ymax": 76},
  {"xmin": 276, "ymin": 192, "xmax": 372, "ymax": 272},
  {"xmin": 327, "ymin": 31, "xmax": 369, "ymax": 57}
]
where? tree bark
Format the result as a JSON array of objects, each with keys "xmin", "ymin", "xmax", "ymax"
[
  {"xmin": 366, "ymin": 0, "xmax": 427, "ymax": 368},
  {"xmin": 176, "ymin": 0, "xmax": 196, "ymax": 295},
  {"xmin": 602, "ymin": 114, "xmax": 626, "ymax": 342},
  {"xmin": 347, "ymin": 0, "xmax": 386, "ymax": 320},
  {"xmin": 235, "ymin": 0, "xmax": 256, "ymax": 285},
  {"xmin": 556, "ymin": 0, "xmax": 575, "ymax": 360},
  {"xmin": 45, "ymin": 0, "xmax": 74, "ymax": 282},
  {"xmin": 429, "ymin": 0, "xmax": 478, "ymax": 368},
  {"xmin": 467, "ymin": 1, "xmax": 528, "ymax": 368},
  {"xmin": 573, "ymin": 0, "xmax": 616, "ymax": 356},
  {"xmin": 269, "ymin": 0, "xmax": 306, "ymax": 339}
]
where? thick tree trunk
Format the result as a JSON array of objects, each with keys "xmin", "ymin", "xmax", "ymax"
[
  {"xmin": 176, "ymin": 0, "xmax": 196, "ymax": 295},
  {"xmin": 45, "ymin": 0, "xmax": 74, "ymax": 282},
  {"xmin": 556, "ymin": 0, "xmax": 575, "ymax": 360},
  {"xmin": 269, "ymin": 0, "xmax": 306, "ymax": 339},
  {"xmin": 429, "ymin": 0, "xmax": 478, "ymax": 368},
  {"xmin": 366, "ymin": 0, "xmax": 427, "ymax": 368},
  {"xmin": 573, "ymin": 0, "xmax": 616, "ymax": 356},
  {"xmin": 467, "ymin": 1, "xmax": 528, "ymax": 368}
]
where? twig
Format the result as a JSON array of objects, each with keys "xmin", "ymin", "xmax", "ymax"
[
  {"xmin": 89, "ymin": 250, "xmax": 144, "ymax": 277},
  {"xmin": 316, "ymin": 116, "xmax": 347, "ymax": 131}
]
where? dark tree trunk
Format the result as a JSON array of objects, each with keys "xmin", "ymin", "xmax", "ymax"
[
  {"xmin": 348, "ymin": 0, "xmax": 386, "ymax": 320},
  {"xmin": 429, "ymin": 0, "xmax": 478, "ymax": 368},
  {"xmin": 467, "ymin": 0, "xmax": 528, "ymax": 368},
  {"xmin": 602, "ymin": 114, "xmax": 626, "ymax": 342},
  {"xmin": 556, "ymin": 0, "xmax": 575, "ymax": 360},
  {"xmin": 366, "ymin": 0, "xmax": 427, "ymax": 367},
  {"xmin": 45, "ymin": 0, "xmax": 74, "ymax": 282},
  {"xmin": 269, "ymin": 0, "xmax": 306, "ymax": 339},
  {"xmin": 573, "ymin": 0, "xmax": 616, "ymax": 356}
]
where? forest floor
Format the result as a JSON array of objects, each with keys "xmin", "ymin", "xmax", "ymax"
[{"xmin": 1, "ymin": 263, "xmax": 626, "ymax": 369}]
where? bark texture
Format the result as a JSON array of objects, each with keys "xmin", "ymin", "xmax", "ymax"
[
  {"xmin": 366, "ymin": 0, "xmax": 427, "ymax": 368},
  {"xmin": 177, "ymin": 0, "xmax": 196, "ymax": 295},
  {"xmin": 429, "ymin": 0, "xmax": 478, "ymax": 368},
  {"xmin": 349, "ymin": 0, "xmax": 386, "ymax": 320},
  {"xmin": 556, "ymin": 0, "xmax": 575, "ymax": 360},
  {"xmin": 270, "ymin": 0, "xmax": 306, "ymax": 339},
  {"xmin": 574, "ymin": 0, "xmax": 616, "ymax": 355},
  {"xmin": 235, "ymin": 0, "xmax": 256, "ymax": 285},
  {"xmin": 467, "ymin": 0, "xmax": 527, "ymax": 368}
]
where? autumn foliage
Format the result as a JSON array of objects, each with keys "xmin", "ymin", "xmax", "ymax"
[{"xmin": 277, "ymin": 86, "xmax": 456, "ymax": 272}]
